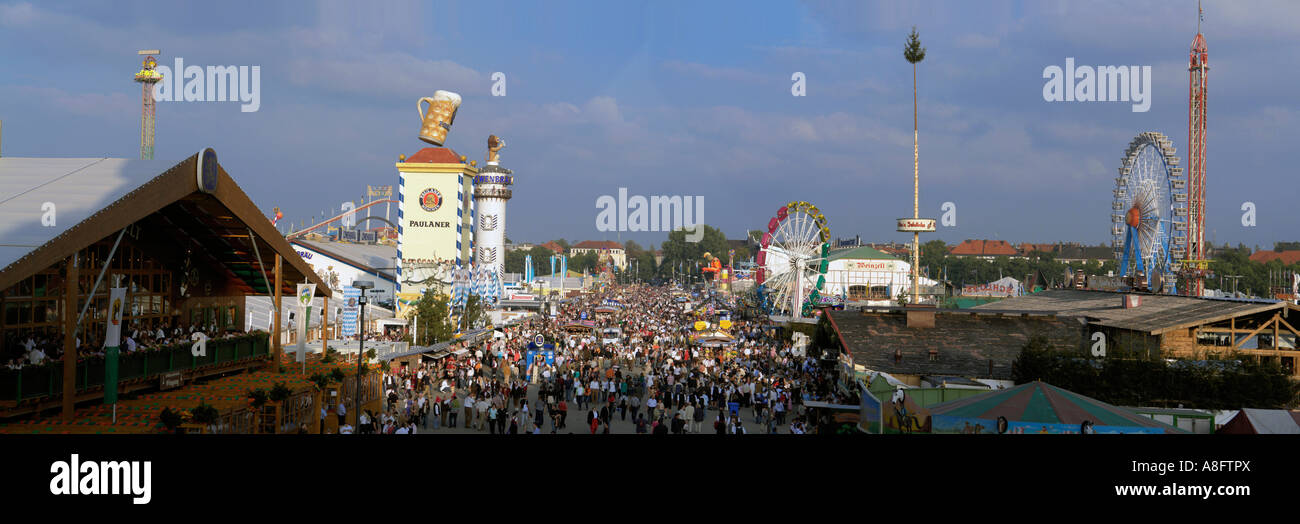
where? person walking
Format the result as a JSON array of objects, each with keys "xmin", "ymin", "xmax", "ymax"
[{"xmin": 449, "ymin": 395, "xmax": 460, "ymax": 428}]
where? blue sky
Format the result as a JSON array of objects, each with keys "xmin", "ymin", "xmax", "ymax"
[{"xmin": 1, "ymin": 0, "xmax": 1296, "ymax": 250}]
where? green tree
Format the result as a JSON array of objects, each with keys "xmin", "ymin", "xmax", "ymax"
[
  {"xmin": 504, "ymin": 248, "xmax": 526, "ymax": 275},
  {"xmin": 408, "ymin": 289, "xmax": 452, "ymax": 345},
  {"xmin": 569, "ymin": 251, "xmax": 600, "ymax": 274},
  {"xmin": 462, "ymin": 295, "xmax": 484, "ymax": 330},
  {"xmin": 919, "ymin": 239, "xmax": 949, "ymax": 273},
  {"xmin": 657, "ymin": 224, "xmax": 730, "ymax": 281}
]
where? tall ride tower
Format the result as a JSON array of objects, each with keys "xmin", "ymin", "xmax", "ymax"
[
  {"xmin": 1185, "ymin": 5, "xmax": 1209, "ymax": 296},
  {"xmin": 473, "ymin": 135, "xmax": 513, "ymax": 279},
  {"xmin": 134, "ymin": 50, "xmax": 162, "ymax": 160}
]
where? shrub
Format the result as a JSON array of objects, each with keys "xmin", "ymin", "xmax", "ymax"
[
  {"xmin": 269, "ymin": 382, "xmax": 293, "ymax": 402},
  {"xmin": 1011, "ymin": 337, "xmax": 1299, "ymax": 410},
  {"xmin": 191, "ymin": 403, "xmax": 220, "ymax": 425},
  {"xmin": 159, "ymin": 407, "xmax": 183, "ymax": 432},
  {"xmin": 248, "ymin": 388, "xmax": 270, "ymax": 408}
]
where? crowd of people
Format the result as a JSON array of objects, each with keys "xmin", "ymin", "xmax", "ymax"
[
  {"xmin": 3, "ymin": 322, "xmax": 252, "ymax": 370},
  {"xmin": 361, "ymin": 281, "xmax": 857, "ymax": 435}
]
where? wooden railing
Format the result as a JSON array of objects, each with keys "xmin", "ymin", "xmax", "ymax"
[{"xmin": 0, "ymin": 334, "xmax": 271, "ymax": 403}]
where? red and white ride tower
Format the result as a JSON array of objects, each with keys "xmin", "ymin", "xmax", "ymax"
[{"xmin": 1184, "ymin": 9, "xmax": 1208, "ymax": 296}]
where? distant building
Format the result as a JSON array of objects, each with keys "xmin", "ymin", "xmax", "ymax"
[
  {"xmin": 949, "ymin": 239, "xmax": 1018, "ymax": 259},
  {"xmin": 511, "ymin": 242, "xmax": 535, "ymax": 252},
  {"xmin": 1018, "ymin": 243, "xmax": 1056, "ymax": 257},
  {"xmin": 826, "ymin": 307, "xmax": 1082, "ymax": 383},
  {"xmin": 570, "ymin": 240, "xmax": 627, "ymax": 270},
  {"xmin": 1055, "ymin": 243, "xmax": 1113, "ymax": 265},
  {"xmin": 290, "ymin": 239, "xmax": 398, "ymax": 300},
  {"xmin": 870, "ymin": 242, "xmax": 912, "ymax": 259},
  {"xmin": 538, "ymin": 241, "xmax": 564, "ymax": 255},
  {"xmin": 1251, "ymin": 249, "xmax": 1300, "ymax": 265},
  {"xmin": 975, "ymin": 289, "xmax": 1300, "ymax": 376},
  {"xmin": 823, "ymin": 246, "xmax": 939, "ymax": 305}
]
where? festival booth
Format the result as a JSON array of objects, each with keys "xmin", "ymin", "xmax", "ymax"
[
  {"xmin": 692, "ymin": 331, "xmax": 735, "ymax": 348},
  {"xmin": 1216, "ymin": 408, "xmax": 1300, "ymax": 434},
  {"xmin": 856, "ymin": 379, "xmax": 884, "ymax": 433},
  {"xmin": 923, "ymin": 381, "xmax": 1187, "ymax": 434},
  {"xmin": 560, "ymin": 320, "xmax": 598, "ymax": 334},
  {"xmin": 961, "ymin": 276, "xmax": 1024, "ymax": 297},
  {"xmin": 804, "ymin": 400, "xmax": 862, "ymax": 435}
]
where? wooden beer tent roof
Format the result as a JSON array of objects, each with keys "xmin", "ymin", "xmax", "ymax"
[{"xmin": 0, "ymin": 151, "xmax": 329, "ymax": 297}]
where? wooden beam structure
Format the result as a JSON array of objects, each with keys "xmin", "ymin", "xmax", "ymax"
[
  {"xmin": 272, "ymin": 254, "xmax": 282, "ymax": 368},
  {"xmin": 61, "ymin": 254, "xmax": 77, "ymax": 420}
]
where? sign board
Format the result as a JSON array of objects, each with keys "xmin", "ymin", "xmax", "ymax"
[
  {"xmin": 399, "ymin": 168, "xmax": 465, "ymax": 277},
  {"xmin": 962, "ymin": 277, "xmax": 1023, "ymax": 297},
  {"xmin": 840, "ymin": 259, "xmax": 902, "ymax": 272},
  {"xmin": 1087, "ymin": 274, "xmax": 1126, "ymax": 292},
  {"xmin": 368, "ymin": 185, "xmax": 393, "ymax": 199},
  {"xmin": 896, "ymin": 218, "xmax": 937, "ymax": 232},
  {"xmin": 534, "ymin": 334, "xmax": 545, "ymax": 346},
  {"xmin": 525, "ymin": 349, "xmax": 555, "ymax": 367},
  {"xmin": 159, "ymin": 371, "xmax": 184, "ymax": 391}
]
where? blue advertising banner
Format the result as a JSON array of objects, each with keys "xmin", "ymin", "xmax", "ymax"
[
  {"xmin": 342, "ymin": 287, "xmax": 361, "ymax": 337},
  {"xmin": 525, "ymin": 349, "xmax": 555, "ymax": 366}
]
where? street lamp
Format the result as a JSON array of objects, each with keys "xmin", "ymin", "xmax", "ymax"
[{"xmin": 352, "ymin": 279, "xmax": 374, "ymax": 432}]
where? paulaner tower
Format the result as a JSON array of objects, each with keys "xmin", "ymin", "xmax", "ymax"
[{"xmin": 473, "ymin": 135, "xmax": 513, "ymax": 279}]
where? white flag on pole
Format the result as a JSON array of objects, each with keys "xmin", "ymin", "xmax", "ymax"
[
  {"xmin": 105, "ymin": 287, "xmax": 127, "ymax": 347},
  {"xmin": 296, "ymin": 283, "xmax": 316, "ymax": 362}
]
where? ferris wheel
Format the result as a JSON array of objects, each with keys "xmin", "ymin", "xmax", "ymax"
[
  {"xmin": 756, "ymin": 201, "xmax": 831, "ymax": 317},
  {"xmin": 1112, "ymin": 131, "xmax": 1187, "ymax": 294}
]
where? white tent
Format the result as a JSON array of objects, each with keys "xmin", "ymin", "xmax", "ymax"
[{"xmin": 962, "ymin": 276, "xmax": 1024, "ymax": 297}]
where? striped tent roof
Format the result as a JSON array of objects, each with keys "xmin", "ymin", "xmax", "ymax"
[{"xmin": 928, "ymin": 381, "xmax": 1187, "ymax": 433}]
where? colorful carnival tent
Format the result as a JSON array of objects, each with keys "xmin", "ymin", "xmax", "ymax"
[
  {"xmin": 1217, "ymin": 408, "xmax": 1300, "ymax": 434},
  {"xmin": 924, "ymin": 381, "xmax": 1187, "ymax": 434}
]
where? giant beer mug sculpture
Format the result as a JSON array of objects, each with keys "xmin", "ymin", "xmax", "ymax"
[{"xmin": 417, "ymin": 90, "xmax": 462, "ymax": 146}]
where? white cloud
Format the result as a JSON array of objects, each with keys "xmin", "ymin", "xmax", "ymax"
[{"xmin": 0, "ymin": 2, "xmax": 36, "ymax": 26}]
